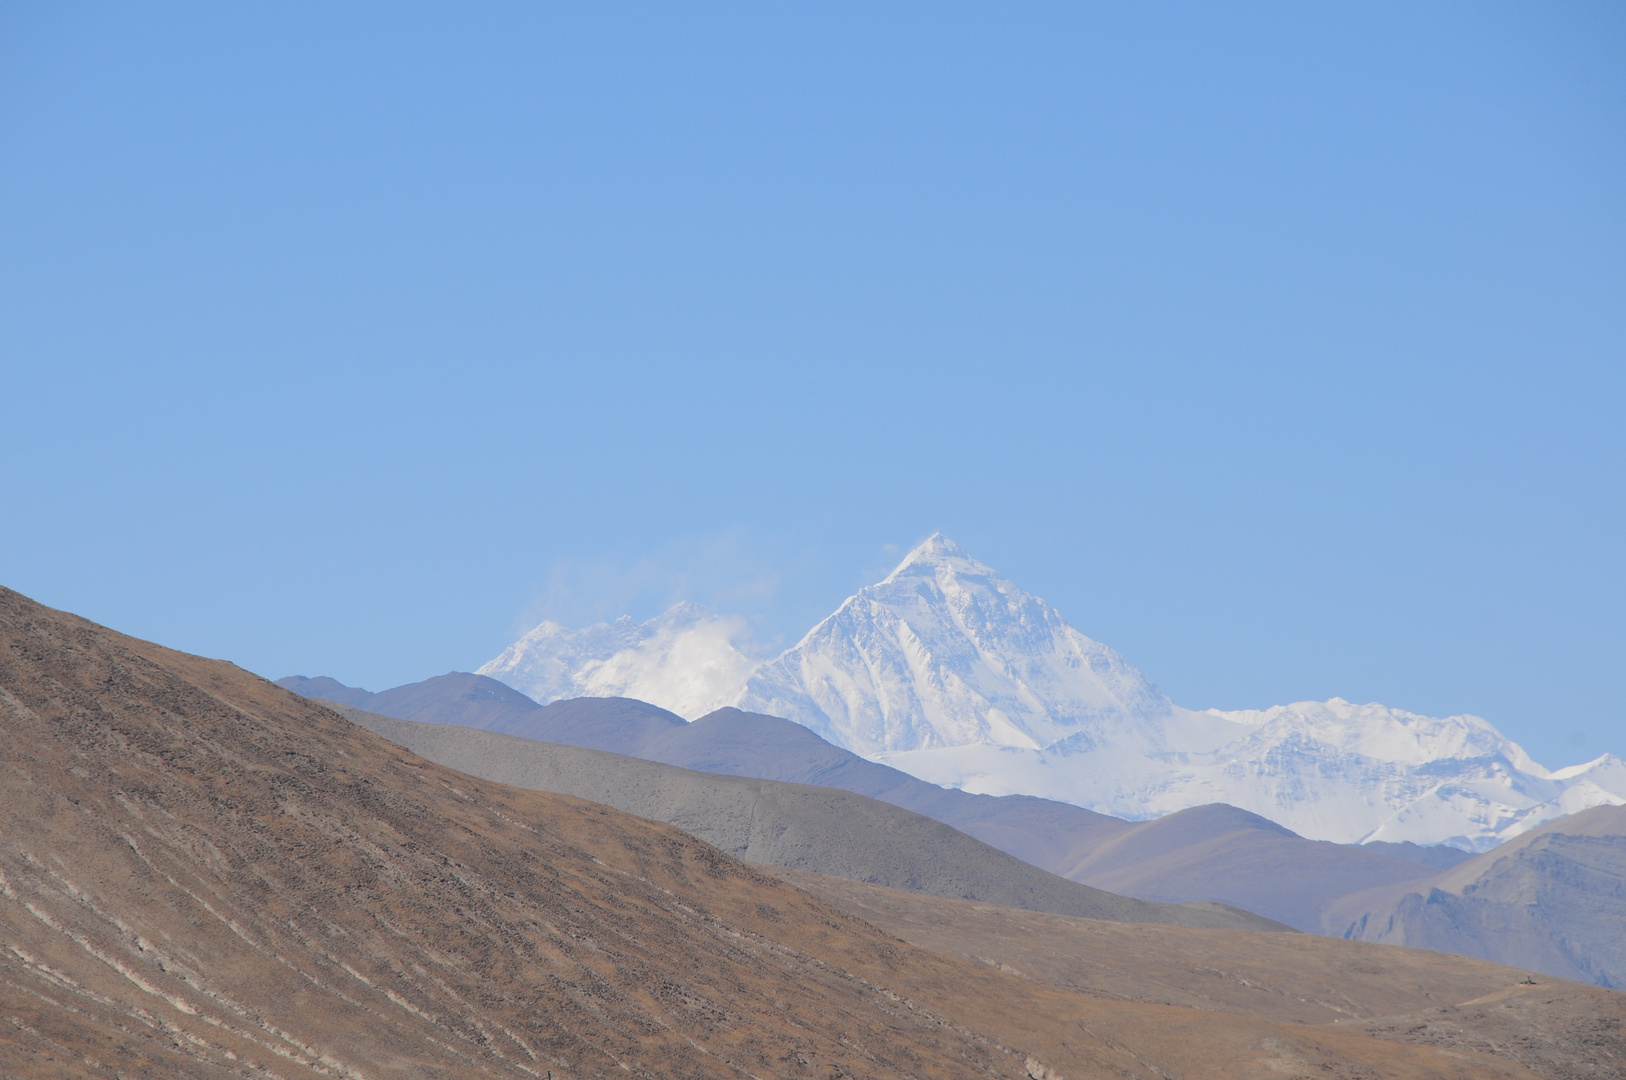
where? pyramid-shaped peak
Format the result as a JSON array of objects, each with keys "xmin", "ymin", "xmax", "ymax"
[
  {"xmin": 915, "ymin": 532, "xmax": 966, "ymax": 558},
  {"xmin": 884, "ymin": 533, "xmax": 998, "ymax": 583}
]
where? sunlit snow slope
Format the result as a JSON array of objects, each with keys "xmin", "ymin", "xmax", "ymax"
[
  {"xmin": 477, "ymin": 602, "xmax": 757, "ymax": 719},
  {"xmin": 734, "ymin": 536, "xmax": 1626, "ymax": 851}
]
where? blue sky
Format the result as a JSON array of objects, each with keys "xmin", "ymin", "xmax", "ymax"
[{"xmin": 2, "ymin": 3, "xmax": 1622, "ymax": 768}]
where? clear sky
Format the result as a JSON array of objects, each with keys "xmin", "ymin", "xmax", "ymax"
[{"xmin": 3, "ymin": 3, "xmax": 1622, "ymax": 768}]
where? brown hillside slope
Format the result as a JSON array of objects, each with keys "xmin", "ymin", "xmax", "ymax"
[
  {"xmin": 775, "ymin": 868, "xmax": 1626, "ymax": 1080},
  {"xmin": 0, "ymin": 585, "xmax": 1589, "ymax": 1079}
]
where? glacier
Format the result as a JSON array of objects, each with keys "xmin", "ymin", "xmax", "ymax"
[{"xmin": 483, "ymin": 534, "xmax": 1626, "ymax": 850}]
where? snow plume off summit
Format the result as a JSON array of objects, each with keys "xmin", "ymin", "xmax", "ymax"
[{"xmin": 483, "ymin": 535, "xmax": 1626, "ymax": 851}]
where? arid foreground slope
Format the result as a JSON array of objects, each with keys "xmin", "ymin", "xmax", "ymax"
[
  {"xmin": 775, "ymin": 869, "xmax": 1626, "ymax": 1079},
  {"xmin": 0, "ymin": 586, "xmax": 1614, "ymax": 1080}
]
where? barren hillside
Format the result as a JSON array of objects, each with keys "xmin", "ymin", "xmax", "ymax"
[
  {"xmin": 0, "ymin": 585, "xmax": 1609, "ymax": 1079},
  {"xmin": 775, "ymin": 868, "xmax": 1626, "ymax": 1080}
]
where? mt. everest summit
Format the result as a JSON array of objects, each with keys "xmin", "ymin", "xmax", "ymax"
[
  {"xmin": 735, "ymin": 534, "xmax": 1226, "ymax": 757},
  {"xmin": 482, "ymin": 534, "xmax": 1626, "ymax": 851}
]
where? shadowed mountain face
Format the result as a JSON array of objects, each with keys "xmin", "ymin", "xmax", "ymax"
[
  {"xmin": 280, "ymin": 672, "xmax": 688, "ymax": 745},
  {"xmin": 1331, "ymin": 805, "xmax": 1626, "ymax": 987},
  {"xmin": 275, "ymin": 673, "xmax": 377, "ymax": 708},
  {"xmin": 323, "ymin": 704, "xmax": 1283, "ymax": 931},
  {"xmin": 658, "ymin": 711, "xmax": 1465, "ymax": 932},
  {"xmin": 281, "ymin": 677, "xmax": 1461, "ymax": 932},
  {"xmin": 1359, "ymin": 839, "xmax": 1475, "ymax": 870},
  {"xmin": 5, "ymin": 586, "xmax": 1615, "ymax": 1079},
  {"xmin": 1048, "ymin": 803, "xmax": 1473, "ymax": 933}
]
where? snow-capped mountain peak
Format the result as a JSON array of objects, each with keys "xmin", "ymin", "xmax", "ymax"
[
  {"xmin": 879, "ymin": 532, "xmax": 984, "ymax": 582},
  {"xmin": 477, "ymin": 602, "xmax": 759, "ymax": 719},
  {"xmin": 1200, "ymin": 698, "xmax": 1537, "ymax": 771},
  {"xmin": 734, "ymin": 536, "xmax": 1625, "ymax": 850},
  {"xmin": 735, "ymin": 534, "xmax": 1190, "ymax": 757},
  {"xmin": 480, "ymin": 535, "xmax": 1625, "ymax": 850}
]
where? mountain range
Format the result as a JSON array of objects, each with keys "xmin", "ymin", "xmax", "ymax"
[
  {"xmin": 321, "ymin": 700, "xmax": 1280, "ymax": 932},
  {"xmin": 12, "ymin": 583, "xmax": 1624, "ymax": 1079},
  {"xmin": 278, "ymin": 672, "xmax": 1626, "ymax": 987},
  {"xmin": 476, "ymin": 535, "xmax": 1626, "ymax": 851}
]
